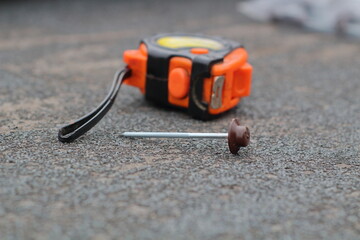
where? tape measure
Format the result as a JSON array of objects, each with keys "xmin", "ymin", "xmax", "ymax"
[
  {"xmin": 58, "ymin": 33, "xmax": 252, "ymax": 143},
  {"xmin": 124, "ymin": 33, "xmax": 252, "ymax": 120}
]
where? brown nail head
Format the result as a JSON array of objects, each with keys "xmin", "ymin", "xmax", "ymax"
[{"xmin": 227, "ymin": 118, "xmax": 250, "ymax": 154}]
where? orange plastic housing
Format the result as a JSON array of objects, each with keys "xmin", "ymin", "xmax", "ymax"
[
  {"xmin": 208, "ymin": 48, "xmax": 252, "ymax": 114},
  {"xmin": 123, "ymin": 45, "xmax": 252, "ymax": 115},
  {"xmin": 123, "ymin": 43, "xmax": 148, "ymax": 93},
  {"xmin": 167, "ymin": 57, "xmax": 192, "ymax": 108}
]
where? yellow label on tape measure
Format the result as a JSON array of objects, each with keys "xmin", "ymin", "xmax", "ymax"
[{"xmin": 156, "ymin": 36, "xmax": 224, "ymax": 50}]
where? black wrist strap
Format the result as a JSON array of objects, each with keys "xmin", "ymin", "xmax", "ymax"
[{"xmin": 58, "ymin": 68, "xmax": 131, "ymax": 143}]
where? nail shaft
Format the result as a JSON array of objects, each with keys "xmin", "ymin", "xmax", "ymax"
[
  {"xmin": 121, "ymin": 132, "xmax": 228, "ymax": 138},
  {"xmin": 120, "ymin": 118, "xmax": 250, "ymax": 154}
]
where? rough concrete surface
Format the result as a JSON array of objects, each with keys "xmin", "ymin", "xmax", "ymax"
[{"xmin": 0, "ymin": 0, "xmax": 359, "ymax": 239}]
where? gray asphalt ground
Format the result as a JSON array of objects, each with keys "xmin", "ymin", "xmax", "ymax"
[{"xmin": 0, "ymin": 0, "xmax": 359, "ymax": 239}]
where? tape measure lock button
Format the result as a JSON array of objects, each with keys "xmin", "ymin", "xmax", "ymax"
[{"xmin": 168, "ymin": 68, "xmax": 190, "ymax": 99}]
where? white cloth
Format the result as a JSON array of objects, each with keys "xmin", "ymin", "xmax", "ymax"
[{"xmin": 237, "ymin": 0, "xmax": 360, "ymax": 37}]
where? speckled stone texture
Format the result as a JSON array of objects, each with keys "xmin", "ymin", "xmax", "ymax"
[{"xmin": 0, "ymin": 0, "xmax": 359, "ymax": 239}]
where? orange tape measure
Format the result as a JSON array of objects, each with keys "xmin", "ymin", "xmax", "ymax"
[{"xmin": 124, "ymin": 33, "xmax": 252, "ymax": 120}]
